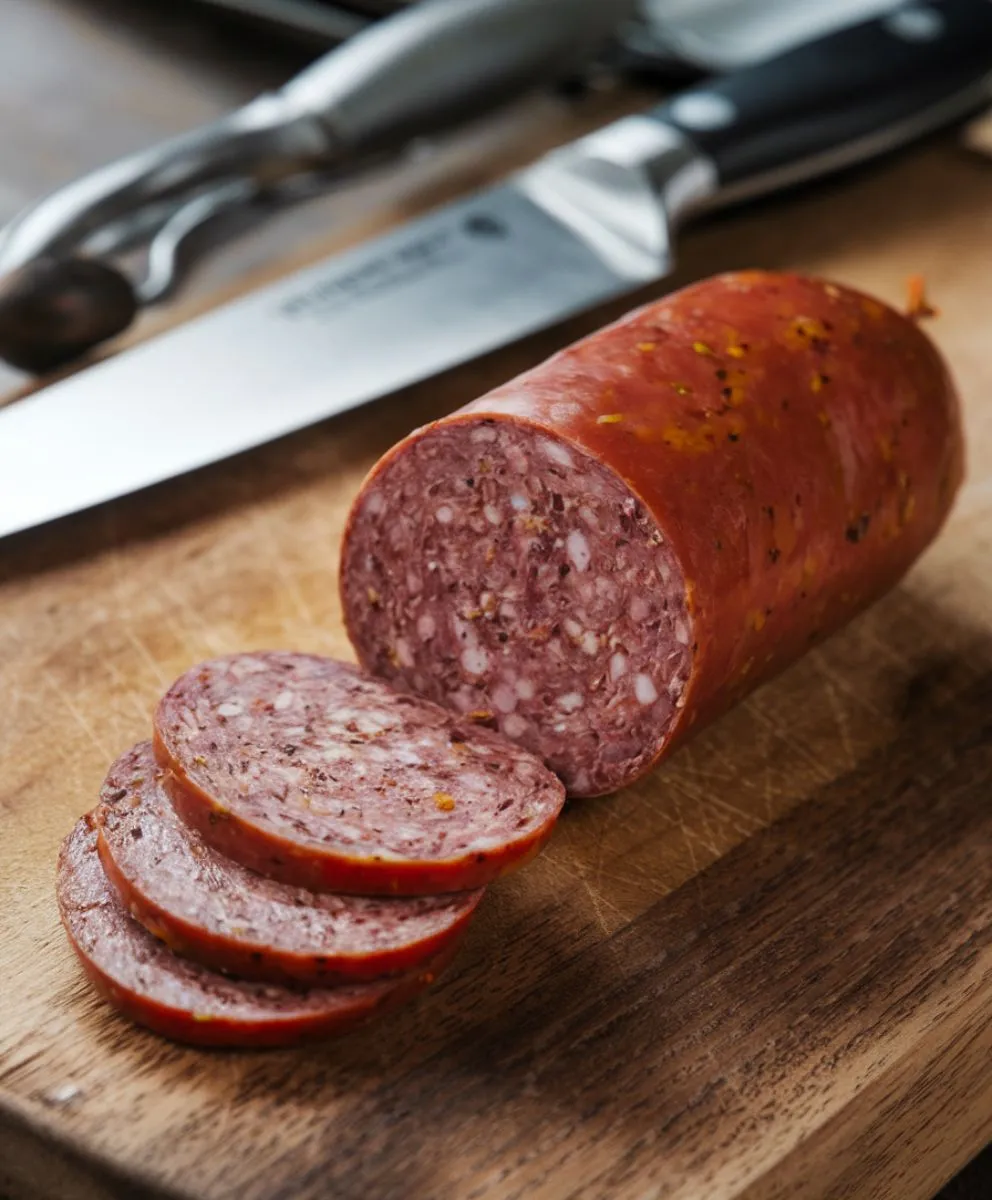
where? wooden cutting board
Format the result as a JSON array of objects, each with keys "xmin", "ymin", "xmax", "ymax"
[{"xmin": 1, "ymin": 11, "xmax": 991, "ymax": 1200}]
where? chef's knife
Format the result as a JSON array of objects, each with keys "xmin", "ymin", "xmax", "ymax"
[{"xmin": 2, "ymin": 0, "xmax": 991, "ymax": 541}]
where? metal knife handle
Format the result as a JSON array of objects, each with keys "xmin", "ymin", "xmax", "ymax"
[
  {"xmin": 651, "ymin": 0, "xmax": 992, "ymax": 206},
  {"xmin": 282, "ymin": 0, "xmax": 637, "ymax": 150}
]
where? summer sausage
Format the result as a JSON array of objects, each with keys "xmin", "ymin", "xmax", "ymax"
[
  {"xmin": 153, "ymin": 652, "xmax": 565, "ymax": 894},
  {"xmin": 340, "ymin": 271, "xmax": 963, "ymax": 796},
  {"xmin": 97, "ymin": 742, "xmax": 484, "ymax": 985},
  {"xmin": 57, "ymin": 817, "xmax": 453, "ymax": 1047}
]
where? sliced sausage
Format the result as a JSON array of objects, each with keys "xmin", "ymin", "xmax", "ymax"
[
  {"xmin": 57, "ymin": 817, "xmax": 453, "ymax": 1047},
  {"xmin": 153, "ymin": 652, "xmax": 565, "ymax": 894},
  {"xmin": 340, "ymin": 271, "xmax": 963, "ymax": 796},
  {"xmin": 97, "ymin": 742, "xmax": 483, "ymax": 985}
]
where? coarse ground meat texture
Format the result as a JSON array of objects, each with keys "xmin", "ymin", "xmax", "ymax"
[
  {"xmin": 341, "ymin": 272, "xmax": 962, "ymax": 796},
  {"xmin": 57, "ymin": 817, "xmax": 451, "ymax": 1048},
  {"xmin": 341, "ymin": 423, "xmax": 691, "ymax": 796},
  {"xmin": 154, "ymin": 652, "xmax": 564, "ymax": 895},
  {"xmin": 97, "ymin": 742, "xmax": 483, "ymax": 984}
]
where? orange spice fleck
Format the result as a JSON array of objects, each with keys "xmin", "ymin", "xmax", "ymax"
[
  {"xmin": 802, "ymin": 554, "xmax": 818, "ymax": 585},
  {"xmin": 433, "ymin": 791, "xmax": 456, "ymax": 812},
  {"xmin": 905, "ymin": 274, "xmax": 939, "ymax": 321},
  {"xmin": 519, "ymin": 514, "xmax": 549, "ymax": 533},
  {"xmin": 715, "ymin": 366, "xmax": 748, "ymax": 409},
  {"xmin": 817, "ymin": 410, "xmax": 832, "ymax": 428},
  {"xmin": 748, "ymin": 610, "xmax": 766, "ymax": 632},
  {"xmin": 597, "ymin": 413, "xmax": 624, "ymax": 425},
  {"xmin": 636, "ymin": 341, "xmax": 656, "ymax": 353},
  {"xmin": 692, "ymin": 340, "xmax": 713, "ymax": 356},
  {"xmin": 661, "ymin": 424, "xmax": 718, "ymax": 452},
  {"xmin": 784, "ymin": 315, "xmax": 831, "ymax": 351}
]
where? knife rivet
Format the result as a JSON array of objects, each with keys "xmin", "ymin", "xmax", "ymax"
[
  {"xmin": 667, "ymin": 92, "xmax": 737, "ymax": 133},
  {"xmin": 883, "ymin": 6, "xmax": 944, "ymax": 43}
]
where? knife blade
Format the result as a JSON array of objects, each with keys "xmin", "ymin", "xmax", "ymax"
[{"xmin": 3, "ymin": 0, "xmax": 992, "ymax": 541}]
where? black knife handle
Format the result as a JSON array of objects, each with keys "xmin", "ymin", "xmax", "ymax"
[{"xmin": 652, "ymin": 0, "xmax": 992, "ymax": 199}]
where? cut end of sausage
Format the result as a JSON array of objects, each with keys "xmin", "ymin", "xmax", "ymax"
[
  {"xmin": 57, "ymin": 818, "xmax": 451, "ymax": 1047},
  {"xmin": 96, "ymin": 741, "xmax": 484, "ymax": 984},
  {"xmin": 341, "ymin": 419, "xmax": 693, "ymax": 795},
  {"xmin": 154, "ymin": 652, "xmax": 565, "ymax": 893}
]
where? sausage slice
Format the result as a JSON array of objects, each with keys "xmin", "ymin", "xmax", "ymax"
[
  {"xmin": 154, "ymin": 652, "xmax": 565, "ymax": 894},
  {"xmin": 97, "ymin": 742, "xmax": 483, "ymax": 984},
  {"xmin": 57, "ymin": 818, "xmax": 452, "ymax": 1047}
]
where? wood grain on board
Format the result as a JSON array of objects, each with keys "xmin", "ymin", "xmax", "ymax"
[{"xmin": 1, "ymin": 3, "xmax": 991, "ymax": 1199}]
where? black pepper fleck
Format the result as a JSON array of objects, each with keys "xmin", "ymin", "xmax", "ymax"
[{"xmin": 845, "ymin": 513, "xmax": 871, "ymax": 543}]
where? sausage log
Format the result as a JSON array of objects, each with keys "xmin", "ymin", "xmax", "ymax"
[{"xmin": 341, "ymin": 272, "xmax": 963, "ymax": 796}]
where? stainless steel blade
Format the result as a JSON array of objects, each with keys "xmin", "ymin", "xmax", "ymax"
[{"xmin": 0, "ymin": 117, "xmax": 700, "ymax": 539}]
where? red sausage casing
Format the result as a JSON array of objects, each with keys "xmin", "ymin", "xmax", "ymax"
[{"xmin": 341, "ymin": 272, "xmax": 963, "ymax": 796}]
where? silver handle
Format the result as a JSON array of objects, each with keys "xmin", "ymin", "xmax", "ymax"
[
  {"xmin": 282, "ymin": 0, "xmax": 637, "ymax": 150},
  {"xmin": 0, "ymin": 0, "xmax": 632, "ymax": 278}
]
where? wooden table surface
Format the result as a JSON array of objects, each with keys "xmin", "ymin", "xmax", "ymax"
[{"xmin": 1, "ymin": 3, "xmax": 990, "ymax": 1199}]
